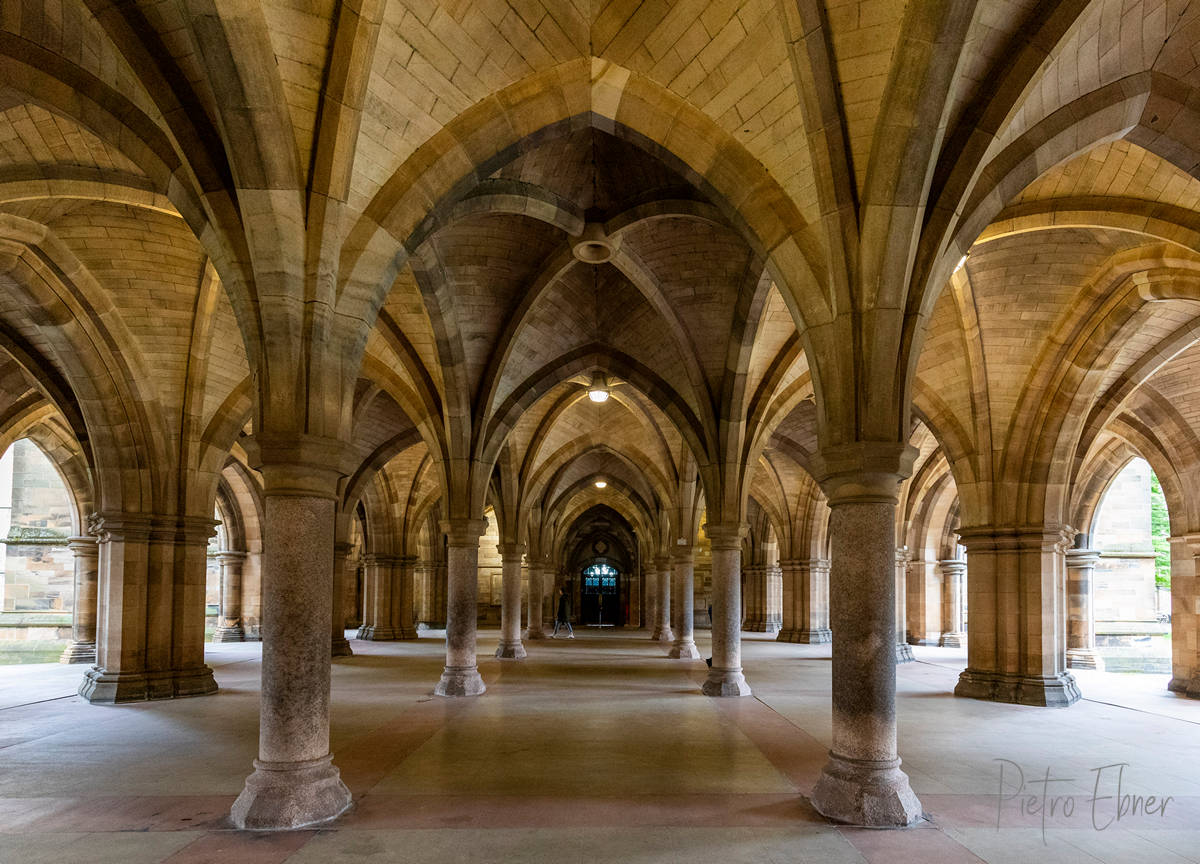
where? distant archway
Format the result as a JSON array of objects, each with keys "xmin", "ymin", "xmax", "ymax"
[{"xmin": 1088, "ymin": 457, "xmax": 1171, "ymax": 673}]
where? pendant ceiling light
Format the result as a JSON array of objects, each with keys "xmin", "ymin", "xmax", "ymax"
[{"xmin": 587, "ymin": 371, "xmax": 610, "ymax": 403}]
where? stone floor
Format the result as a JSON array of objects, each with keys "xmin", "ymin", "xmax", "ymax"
[{"xmin": 0, "ymin": 630, "xmax": 1197, "ymax": 863}]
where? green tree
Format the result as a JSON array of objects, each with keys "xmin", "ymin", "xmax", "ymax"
[{"xmin": 1150, "ymin": 471, "xmax": 1171, "ymax": 589}]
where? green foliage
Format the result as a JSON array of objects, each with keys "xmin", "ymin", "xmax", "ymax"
[
  {"xmin": 1149, "ymin": 471, "xmax": 1171, "ymax": 589},
  {"xmin": 5, "ymin": 526, "xmax": 68, "ymax": 543}
]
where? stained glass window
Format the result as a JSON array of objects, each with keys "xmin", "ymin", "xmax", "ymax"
[{"xmin": 582, "ymin": 562, "xmax": 618, "ymax": 594}]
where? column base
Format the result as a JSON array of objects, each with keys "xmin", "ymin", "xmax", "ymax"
[
  {"xmin": 799, "ymin": 628, "xmax": 832, "ymax": 643},
  {"xmin": 525, "ymin": 628, "xmax": 546, "ymax": 640},
  {"xmin": 1167, "ymin": 675, "xmax": 1200, "ymax": 698},
  {"xmin": 231, "ymin": 754, "xmax": 352, "ymax": 830},
  {"xmin": 356, "ymin": 625, "xmax": 399, "ymax": 641},
  {"xmin": 895, "ymin": 643, "xmax": 915, "ymax": 664},
  {"xmin": 955, "ymin": 668, "xmax": 1081, "ymax": 707},
  {"xmin": 668, "ymin": 640, "xmax": 701, "ymax": 659},
  {"xmin": 811, "ymin": 754, "xmax": 922, "ymax": 827},
  {"xmin": 701, "ymin": 667, "xmax": 752, "ymax": 697},
  {"xmin": 434, "ymin": 665, "xmax": 486, "ymax": 697},
  {"xmin": 650, "ymin": 627, "xmax": 664, "ymax": 640},
  {"xmin": 174, "ymin": 665, "xmax": 220, "ymax": 698},
  {"xmin": 743, "ymin": 621, "xmax": 780, "ymax": 634},
  {"xmin": 58, "ymin": 640, "xmax": 96, "ymax": 665},
  {"xmin": 495, "ymin": 640, "xmax": 527, "ymax": 659},
  {"xmin": 938, "ymin": 632, "xmax": 964, "ymax": 648},
  {"xmin": 657, "ymin": 627, "xmax": 676, "ymax": 644},
  {"xmin": 1066, "ymin": 648, "xmax": 1104, "ymax": 671},
  {"xmin": 212, "ymin": 625, "xmax": 246, "ymax": 642},
  {"xmin": 395, "ymin": 627, "xmax": 418, "ymax": 641},
  {"xmin": 79, "ymin": 665, "xmax": 218, "ymax": 703},
  {"xmin": 331, "ymin": 637, "xmax": 353, "ymax": 657}
]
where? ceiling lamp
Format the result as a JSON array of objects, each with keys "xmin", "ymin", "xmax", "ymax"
[
  {"xmin": 594, "ymin": 479, "xmax": 607, "ymax": 489},
  {"xmin": 587, "ymin": 371, "xmax": 610, "ymax": 403}
]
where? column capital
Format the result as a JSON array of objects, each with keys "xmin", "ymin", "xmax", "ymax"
[
  {"xmin": 671, "ymin": 545, "xmax": 696, "ymax": 563},
  {"xmin": 955, "ymin": 524, "xmax": 1075, "ymax": 553},
  {"xmin": 88, "ymin": 512, "xmax": 154, "ymax": 543},
  {"xmin": 705, "ymin": 522, "xmax": 747, "ymax": 550},
  {"xmin": 67, "ymin": 535, "xmax": 99, "ymax": 557},
  {"xmin": 1065, "ymin": 548, "xmax": 1101, "ymax": 567},
  {"xmin": 1168, "ymin": 533, "xmax": 1200, "ymax": 562},
  {"xmin": 497, "ymin": 542, "xmax": 525, "ymax": 562},
  {"xmin": 653, "ymin": 556, "xmax": 672, "ymax": 571},
  {"xmin": 810, "ymin": 442, "xmax": 918, "ymax": 505},
  {"xmin": 442, "ymin": 518, "xmax": 487, "ymax": 547},
  {"xmin": 937, "ymin": 558, "xmax": 967, "ymax": 576},
  {"xmin": 159, "ymin": 515, "xmax": 219, "ymax": 546},
  {"xmin": 217, "ymin": 549, "xmax": 248, "ymax": 565},
  {"xmin": 242, "ymin": 433, "xmax": 353, "ymax": 499}
]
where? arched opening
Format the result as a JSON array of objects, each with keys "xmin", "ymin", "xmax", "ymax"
[
  {"xmin": 1087, "ymin": 457, "xmax": 1172, "ymax": 673},
  {"xmin": 562, "ymin": 506, "xmax": 637, "ymax": 628},
  {"xmin": 0, "ymin": 439, "xmax": 77, "ymax": 664}
]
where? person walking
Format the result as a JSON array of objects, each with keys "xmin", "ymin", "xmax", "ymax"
[{"xmin": 552, "ymin": 587, "xmax": 574, "ymax": 638}]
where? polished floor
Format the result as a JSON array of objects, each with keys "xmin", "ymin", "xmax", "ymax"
[{"xmin": 0, "ymin": 629, "xmax": 1197, "ymax": 863}]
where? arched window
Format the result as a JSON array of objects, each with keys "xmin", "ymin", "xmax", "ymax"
[
  {"xmin": 1091, "ymin": 457, "xmax": 1171, "ymax": 672},
  {"xmin": 0, "ymin": 439, "xmax": 75, "ymax": 663},
  {"xmin": 582, "ymin": 562, "xmax": 618, "ymax": 594}
]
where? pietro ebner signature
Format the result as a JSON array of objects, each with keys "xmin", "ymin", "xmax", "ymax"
[{"xmin": 995, "ymin": 759, "xmax": 1172, "ymax": 843}]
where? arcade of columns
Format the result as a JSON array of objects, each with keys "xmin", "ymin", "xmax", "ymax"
[{"xmin": 4, "ymin": 0, "xmax": 1200, "ymax": 833}]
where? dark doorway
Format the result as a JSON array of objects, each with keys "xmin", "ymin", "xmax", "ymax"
[{"xmin": 581, "ymin": 561, "xmax": 622, "ymax": 626}]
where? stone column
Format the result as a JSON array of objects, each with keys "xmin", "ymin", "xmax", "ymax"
[
  {"xmin": 357, "ymin": 555, "xmax": 398, "ymax": 640},
  {"xmin": 169, "ymin": 518, "xmax": 223, "ymax": 698},
  {"xmin": 1064, "ymin": 548, "xmax": 1103, "ymax": 670},
  {"xmin": 777, "ymin": 558, "xmax": 797, "ymax": 641},
  {"xmin": 782, "ymin": 559, "xmax": 832, "ymax": 643},
  {"xmin": 59, "ymin": 536, "xmax": 98, "ymax": 664},
  {"xmin": 433, "ymin": 560, "xmax": 449, "ymax": 628},
  {"xmin": 1168, "ymin": 536, "xmax": 1200, "ymax": 697},
  {"xmin": 938, "ymin": 559, "xmax": 967, "ymax": 647},
  {"xmin": 330, "ymin": 542, "xmax": 352, "ymax": 656},
  {"xmin": 954, "ymin": 527, "xmax": 1080, "ymax": 707},
  {"xmin": 80, "ymin": 514, "xmax": 152, "ymax": 702},
  {"xmin": 343, "ymin": 554, "xmax": 361, "ymax": 630},
  {"xmin": 809, "ymin": 447, "xmax": 921, "ymax": 826},
  {"xmin": 651, "ymin": 557, "xmax": 673, "ymax": 642},
  {"xmin": 645, "ymin": 565, "xmax": 658, "ymax": 635},
  {"xmin": 496, "ymin": 544, "xmax": 526, "ymax": 658},
  {"xmin": 241, "ymin": 550, "xmax": 264, "ymax": 641},
  {"xmin": 392, "ymin": 555, "xmax": 418, "ymax": 639},
  {"xmin": 895, "ymin": 548, "xmax": 914, "ymax": 663},
  {"xmin": 703, "ymin": 524, "xmax": 751, "ymax": 696},
  {"xmin": 766, "ymin": 563, "xmax": 782, "ymax": 632},
  {"xmin": 232, "ymin": 452, "xmax": 351, "ymax": 829},
  {"xmin": 526, "ymin": 561, "xmax": 546, "ymax": 639},
  {"xmin": 79, "ymin": 514, "xmax": 218, "ymax": 702},
  {"xmin": 668, "ymin": 548, "xmax": 700, "ymax": 658},
  {"xmin": 435, "ymin": 519, "xmax": 486, "ymax": 696},
  {"xmin": 742, "ymin": 564, "xmax": 767, "ymax": 631},
  {"xmin": 213, "ymin": 550, "xmax": 248, "ymax": 642}
]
